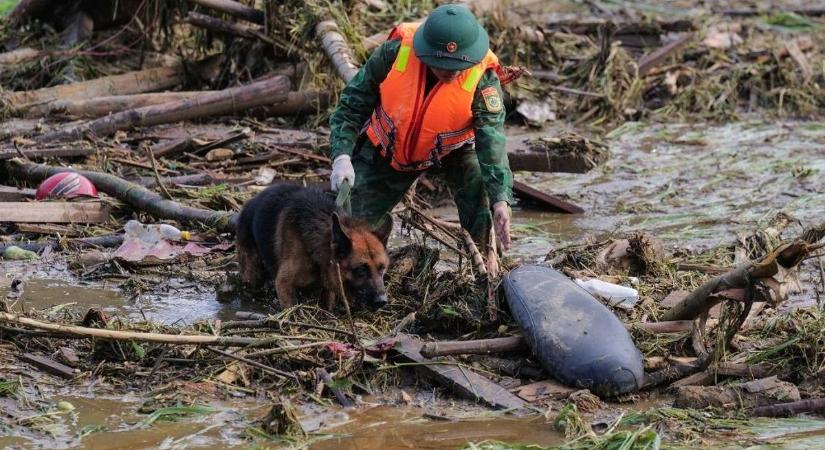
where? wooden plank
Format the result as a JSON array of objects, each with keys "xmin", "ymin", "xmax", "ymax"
[
  {"xmin": 513, "ymin": 180, "xmax": 584, "ymax": 214},
  {"xmin": 0, "ymin": 186, "xmax": 36, "ymax": 201},
  {"xmin": 393, "ymin": 334, "xmax": 526, "ymax": 410},
  {"xmin": 18, "ymin": 353, "xmax": 78, "ymax": 379},
  {"xmin": 0, "ymin": 202, "xmax": 110, "ymax": 223}
]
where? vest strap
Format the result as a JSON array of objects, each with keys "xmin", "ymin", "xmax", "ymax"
[
  {"xmin": 461, "ymin": 66, "xmax": 484, "ymax": 92},
  {"xmin": 395, "ymin": 45, "xmax": 412, "ymax": 73}
]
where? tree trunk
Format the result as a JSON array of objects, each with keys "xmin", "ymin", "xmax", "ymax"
[
  {"xmin": 187, "ymin": 0, "xmax": 265, "ymax": 24},
  {"xmin": 316, "ymin": 20, "xmax": 360, "ymax": 83},
  {"xmin": 2, "ymin": 64, "xmax": 185, "ymax": 108},
  {"xmin": 8, "ymin": 159, "xmax": 236, "ymax": 232},
  {"xmin": 34, "ymin": 75, "xmax": 291, "ymax": 143}
]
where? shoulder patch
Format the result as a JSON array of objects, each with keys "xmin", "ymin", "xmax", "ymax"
[{"xmin": 481, "ymin": 86, "xmax": 503, "ymax": 112}]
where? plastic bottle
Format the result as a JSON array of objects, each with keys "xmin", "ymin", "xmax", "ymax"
[
  {"xmin": 124, "ymin": 220, "xmax": 190, "ymax": 245},
  {"xmin": 574, "ymin": 278, "xmax": 639, "ymax": 310},
  {"xmin": 2, "ymin": 245, "xmax": 38, "ymax": 260}
]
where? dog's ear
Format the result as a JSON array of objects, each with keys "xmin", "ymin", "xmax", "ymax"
[
  {"xmin": 372, "ymin": 216, "xmax": 393, "ymax": 247},
  {"xmin": 331, "ymin": 212, "xmax": 352, "ymax": 259}
]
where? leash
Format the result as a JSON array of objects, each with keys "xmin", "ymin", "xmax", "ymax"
[
  {"xmin": 332, "ymin": 179, "xmax": 363, "ymax": 377},
  {"xmin": 335, "ymin": 180, "xmax": 352, "ymax": 213}
]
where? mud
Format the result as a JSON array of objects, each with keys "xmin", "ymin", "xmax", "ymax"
[{"xmin": 2, "ymin": 120, "xmax": 825, "ymax": 449}]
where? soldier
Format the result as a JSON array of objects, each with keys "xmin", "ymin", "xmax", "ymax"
[{"xmin": 329, "ymin": 4, "xmax": 513, "ymax": 251}]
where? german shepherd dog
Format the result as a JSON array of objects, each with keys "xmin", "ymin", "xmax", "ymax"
[{"xmin": 236, "ymin": 183, "xmax": 391, "ymax": 310}]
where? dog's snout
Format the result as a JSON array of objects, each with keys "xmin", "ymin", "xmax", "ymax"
[{"xmin": 376, "ymin": 293, "xmax": 388, "ymax": 304}]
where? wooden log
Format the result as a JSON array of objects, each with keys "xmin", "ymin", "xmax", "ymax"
[
  {"xmin": 0, "ymin": 146, "xmax": 95, "ymax": 160},
  {"xmin": 0, "ymin": 202, "xmax": 110, "ymax": 223},
  {"xmin": 638, "ymin": 33, "xmax": 693, "ymax": 76},
  {"xmin": 186, "ymin": 11, "xmax": 273, "ymax": 45},
  {"xmin": 0, "ymin": 186, "xmax": 36, "ymax": 201},
  {"xmin": 8, "ymin": 159, "xmax": 236, "ymax": 232},
  {"xmin": 187, "ymin": 0, "xmax": 265, "ymax": 24},
  {"xmin": 2, "ymin": 64, "xmax": 185, "ymax": 109},
  {"xmin": 19, "ymin": 92, "xmax": 205, "ymax": 118},
  {"xmin": 0, "ymin": 312, "xmax": 257, "ymax": 346},
  {"xmin": 18, "ymin": 353, "xmax": 77, "ymax": 379},
  {"xmin": 420, "ymin": 336, "xmax": 526, "ymax": 358},
  {"xmin": 512, "ymin": 180, "xmax": 584, "ymax": 214},
  {"xmin": 316, "ymin": 20, "xmax": 360, "ymax": 83},
  {"xmin": 751, "ymin": 398, "xmax": 825, "ymax": 417},
  {"xmin": 34, "ymin": 76, "xmax": 291, "ymax": 143},
  {"xmin": 393, "ymin": 334, "xmax": 526, "ymax": 410},
  {"xmin": 23, "ymin": 85, "xmax": 322, "ymax": 119}
]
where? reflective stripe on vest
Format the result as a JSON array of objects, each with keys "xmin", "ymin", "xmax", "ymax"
[{"xmin": 365, "ymin": 22, "xmax": 500, "ymax": 172}]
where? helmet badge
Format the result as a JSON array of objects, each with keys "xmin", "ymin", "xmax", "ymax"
[{"xmin": 446, "ymin": 41, "xmax": 458, "ymax": 53}]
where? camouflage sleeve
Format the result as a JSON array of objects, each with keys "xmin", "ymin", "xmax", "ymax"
[
  {"xmin": 328, "ymin": 40, "xmax": 400, "ymax": 160},
  {"xmin": 472, "ymin": 70, "xmax": 514, "ymax": 205}
]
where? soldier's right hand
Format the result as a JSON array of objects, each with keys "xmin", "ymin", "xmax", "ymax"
[{"xmin": 330, "ymin": 155, "xmax": 355, "ymax": 191}]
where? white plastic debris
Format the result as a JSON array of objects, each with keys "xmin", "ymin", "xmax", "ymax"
[{"xmin": 575, "ymin": 278, "xmax": 640, "ymax": 310}]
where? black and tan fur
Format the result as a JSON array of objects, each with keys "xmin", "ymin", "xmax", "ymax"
[{"xmin": 236, "ymin": 183, "xmax": 391, "ymax": 310}]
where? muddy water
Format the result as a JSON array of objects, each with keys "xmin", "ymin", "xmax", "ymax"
[{"xmin": 509, "ymin": 120, "xmax": 825, "ymax": 258}]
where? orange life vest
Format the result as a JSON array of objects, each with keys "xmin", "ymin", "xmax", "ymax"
[{"xmin": 365, "ymin": 22, "xmax": 500, "ymax": 172}]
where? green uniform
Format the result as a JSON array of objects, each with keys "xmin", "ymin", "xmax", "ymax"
[{"xmin": 329, "ymin": 39, "xmax": 513, "ymax": 246}]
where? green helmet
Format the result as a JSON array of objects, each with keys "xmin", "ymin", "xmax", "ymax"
[{"xmin": 413, "ymin": 4, "xmax": 490, "ymax": 71}]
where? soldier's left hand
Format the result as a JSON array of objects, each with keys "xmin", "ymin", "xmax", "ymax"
[{"xmin": 492, "ymin": 201, "xmax": 511, "ymax": 251}]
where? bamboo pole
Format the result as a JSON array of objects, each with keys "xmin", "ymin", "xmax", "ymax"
[
  {"xmin": 0, "ymin": 312, "xmax": 256, "ymax": 346},
  {"xmin": 420, "ymin": 336, "xmax": 525, "ymax": 358},
  {"xmin": 316, "ymin": 20, "xmax": 360, "ymax": 83}
]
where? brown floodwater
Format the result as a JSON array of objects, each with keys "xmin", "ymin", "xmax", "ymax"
[{"xmin": 2, "ymin": 119, "xmax": 825, "ymax": 449}]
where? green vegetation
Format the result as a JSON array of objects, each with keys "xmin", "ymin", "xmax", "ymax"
[{"xmin": 0, "ymin": 0, "xmax": 18, "ymax": 16}]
